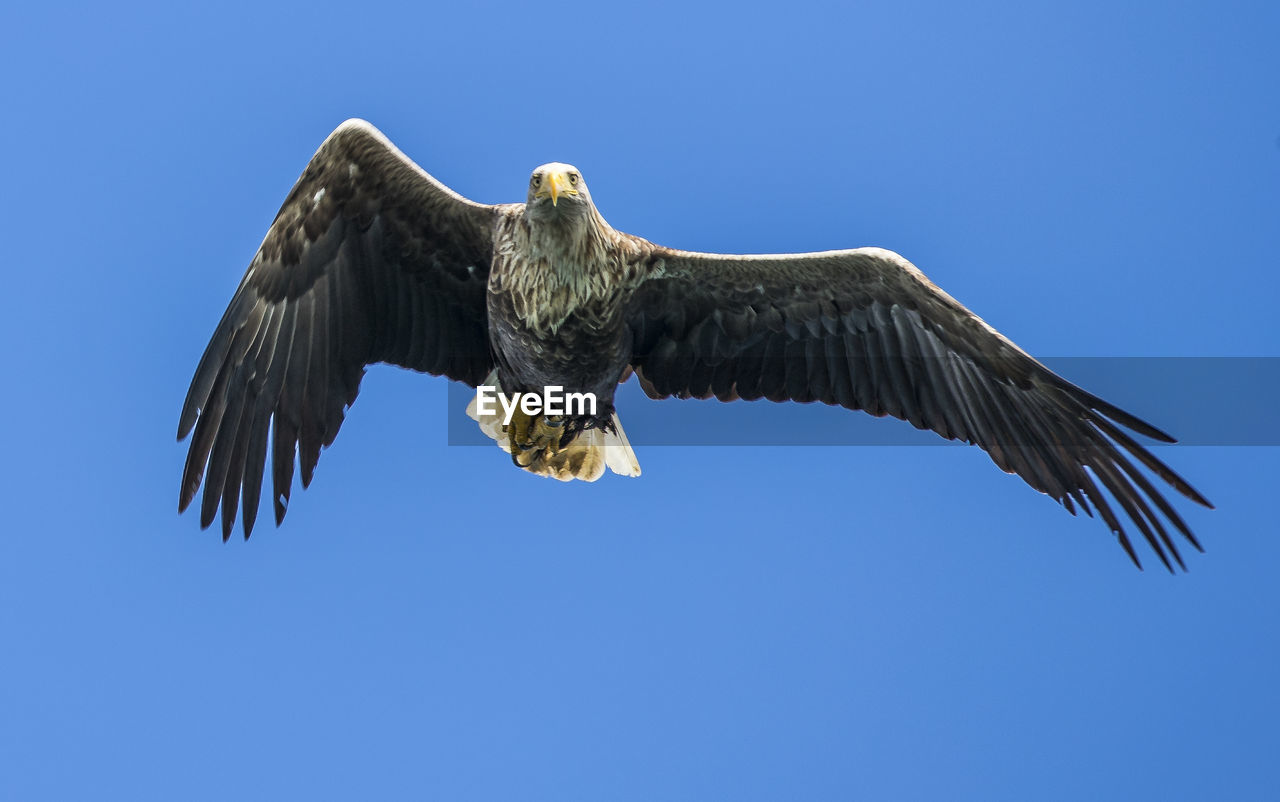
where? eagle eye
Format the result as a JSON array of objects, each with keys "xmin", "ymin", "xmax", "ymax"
[
  {"xmin": 568, "ymin": 173, "xmax": 579, "ymax": 186},
  {"xmin": 530, "ymin": 174, "xmax": 541, "ymax": 187}
]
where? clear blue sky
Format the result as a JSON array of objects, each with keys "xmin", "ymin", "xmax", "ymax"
[{"xmin": 2, "ymin": 1, "xmax": 1278, "ymax": 799}]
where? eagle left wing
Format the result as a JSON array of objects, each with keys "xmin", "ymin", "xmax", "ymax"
[
  {"xmin": 625, "ymin": 243, "xmax": 1212, "ymax": 570},
  {"xmin": 179, "ymin": 120, "xmax": 499, "ymax": 540}
]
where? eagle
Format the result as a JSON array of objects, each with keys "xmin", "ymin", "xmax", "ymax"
[{"xmin": 178, "ymin": 119, "xmax": 1211, "ymax": 570}]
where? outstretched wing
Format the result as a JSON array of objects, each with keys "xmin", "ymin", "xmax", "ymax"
[
  {"xmin": 626, "ymin": 244, "xmax": 1212, "ymax": 570},
  {"xmin": 178, "ymin": 119, "xmax": 498, "ymax": 540}
]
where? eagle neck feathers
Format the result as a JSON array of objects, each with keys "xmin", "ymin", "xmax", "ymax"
[{"xmin": 494, "ymin": 205, "xmax": 636, "ymax": 334}]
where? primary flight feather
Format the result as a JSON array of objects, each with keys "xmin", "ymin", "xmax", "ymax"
[{"xmin": 178, "ymin": 119, "xmax": 1212, "ymax": 570}]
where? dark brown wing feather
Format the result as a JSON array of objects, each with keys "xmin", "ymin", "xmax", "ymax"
[
  {"xmin": 178, "ymin": 120, "xmax": 497, "ymax": 540},
  {"xmin": 626, "ymin": 243, "xmax": 1212, "ymax": 571}
]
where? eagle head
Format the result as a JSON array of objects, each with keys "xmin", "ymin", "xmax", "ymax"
[{"xmin": 526, "ymin": 163, "xmax": 593, "ymax": 222}]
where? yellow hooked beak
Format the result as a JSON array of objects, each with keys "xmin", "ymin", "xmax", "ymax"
[{"xmin": 547, "ymin": 171, "xmax": 568, "ymax": 207}]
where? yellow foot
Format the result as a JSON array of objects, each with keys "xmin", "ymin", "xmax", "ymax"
[{"xmin": 505, "ymin": 411, "xmax": 569, "ymax": 469}]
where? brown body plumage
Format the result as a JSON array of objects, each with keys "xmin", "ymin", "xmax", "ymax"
[{"xmin": 178, "ymin": 119, "xmax": 1212, "ymax": 570}]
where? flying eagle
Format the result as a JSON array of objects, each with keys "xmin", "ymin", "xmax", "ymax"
[{"xmin": 178, "ymin": 119, "xmax": 1212, "ymax": 570}]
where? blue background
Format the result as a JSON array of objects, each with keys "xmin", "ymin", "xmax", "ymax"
[{"xmin": 3, "ymin": 1, "xmax": 1278, "ymax": 799}]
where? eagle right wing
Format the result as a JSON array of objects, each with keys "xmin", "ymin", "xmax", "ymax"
[
  {"xmin": 178, "ymin": 120, "xmax": 499, "ymax": 540},
  {"xmin": 625, "ymin": 243, "xmax": 1212, "ymax": 571}
]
